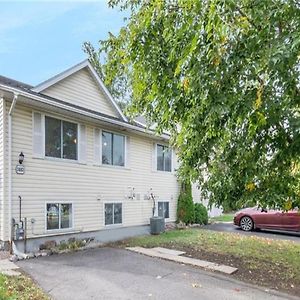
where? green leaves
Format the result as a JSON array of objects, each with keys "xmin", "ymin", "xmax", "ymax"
[{"xmin": 87, "ymin": 0, "xmax": 300, "ymax": 210}]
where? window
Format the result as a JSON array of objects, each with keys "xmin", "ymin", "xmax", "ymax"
[
  {"xmin": 157, "ymin": 144, "xmax": 172, "ymax": 172},
  {"xmin": 46, "ymin": 203, "xmax": 72, "ymax": 230},
  {"xmin": 45, "ymin": 116, "xmax": 77, "ymax": 160},
  {"xmin": 102, "ymin": 131, "xmax": 125, "ymax": 166},
  {"xmin": 158, "ymin": 201, "xmax": 169, "ymax": 218},
  {"xmin": 105, "ymin": 203, "xmax": 122, "ymax": 225}
]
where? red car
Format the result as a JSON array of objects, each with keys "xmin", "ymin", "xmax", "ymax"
[{"xmin": 234, "ymin": 207, "xmax": 300, "ymax": 232}]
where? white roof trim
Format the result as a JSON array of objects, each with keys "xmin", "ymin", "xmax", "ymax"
[
  {"xmin": 32, "ymin": 59, "xmax": 128, "ymax": 122},
  {"xmin": 134, "ymin": 119, "xmax": 147, "ymax": 127}
]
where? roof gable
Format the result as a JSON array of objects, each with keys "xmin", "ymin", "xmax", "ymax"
[{"xmin": 32, "ymin": 60, "xmax": 127, "ymax": 122}]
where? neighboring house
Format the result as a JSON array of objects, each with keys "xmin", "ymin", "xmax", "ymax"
[
  {"xmin": 192, "ymin": 184, "xmax": 223, "ymax": 218},
  {"xmin": 0, "ymin": 60, "xmax": 220, "ymax": 252}
]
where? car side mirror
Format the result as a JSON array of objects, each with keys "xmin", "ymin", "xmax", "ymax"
[{"xmin": 261, "ymin": 208, "xmax": 268, "ymax": 213}]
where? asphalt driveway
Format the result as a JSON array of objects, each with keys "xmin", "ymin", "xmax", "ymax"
[
  {"xmin": 18, "ymin": 248, "xmax": 294, "ymax": 300},
  {"xmin": 204, "ymin": 222, "xmax": 300, "ymax": 242}
]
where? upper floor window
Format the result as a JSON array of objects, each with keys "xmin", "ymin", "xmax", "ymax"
[
  {"xmin": 157, "ymin": 144, "xmax": 172, "ymax": 172},
  {"xmin": 102, "ymin": 131, "xmax": 125, "ymax": 166},
  {"xmin": 45, "ymin": 116, "xmax": 77, "ymax": 160}
]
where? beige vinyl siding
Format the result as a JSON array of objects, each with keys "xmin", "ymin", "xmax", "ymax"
[
  {"xmin": 0, "ymin": 99, "xmax": 3, "ymax": 239},
  {"xmin": 42, "ymin": 68, "xmax": 119, "ymax": 118},
  {"xmin": 5, "ymin": 105, "xmax": 179, "ymax": 240}
]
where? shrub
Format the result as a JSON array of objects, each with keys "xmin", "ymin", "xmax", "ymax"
[
  {"xmin": 177, "ymin": 181, "xmax": 195, "ymax": 224},
  {"xmin": 194, "ymin": 203, "xmax": 208, "ymax": 225},
  {"xmin": 58, "ymin": 239, "xmax": 85, "ymax": 251}
]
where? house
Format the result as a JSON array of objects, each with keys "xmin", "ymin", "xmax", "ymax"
[{"xmin": 0, "ymin": 60, "xmax": 221, "ymax": 252}]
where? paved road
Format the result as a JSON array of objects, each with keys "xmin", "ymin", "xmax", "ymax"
[
  {"xmin": 18, "ymin": 248, "xmax": 294, "ymax": 300},
  {"xmin": 204, "ymin": 222, "xmax": 300, "ymax": 242}
]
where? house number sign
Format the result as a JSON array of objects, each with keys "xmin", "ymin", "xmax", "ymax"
[{"xmin": 15, "ymin": 165, "xmax": 25, "ymax": 175}]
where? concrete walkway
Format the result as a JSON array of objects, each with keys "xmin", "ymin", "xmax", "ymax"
[
  {"xmin": 17, "ymin": 247, "xmax": 295, "ymax": 300},
  {"xmin": 0, "ymin": 259, "xmax": 21, "ymax": 276},
  {"xmin": 126, "ymin": 246, "xmax": 238, "ymax": 274}
]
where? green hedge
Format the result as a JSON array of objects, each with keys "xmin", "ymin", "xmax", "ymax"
[
  {"xmin": 176, "ymin": 181, "xmax": 209, "ymax": 225},
  {"xmin": 194, "ymin": 203, "xmax": 208, "ymax": 225},
  {"xmin": 177, "ymin": 181, "xmax": 195, "ymax": 224}
]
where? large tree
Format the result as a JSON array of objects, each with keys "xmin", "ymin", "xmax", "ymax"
[{"xmin": 85, "ymin": 0, "xmax": 300, "ymax": 210}]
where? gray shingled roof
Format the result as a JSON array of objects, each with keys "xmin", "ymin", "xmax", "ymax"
[{"xmin": 0, "ymin": 75, "xmax": 33, "ymax": 91}]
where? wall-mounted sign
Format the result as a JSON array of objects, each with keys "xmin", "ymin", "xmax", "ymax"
[{"xmin": 15, "ymin": 165, "xmax": 25, "ymax": 175}]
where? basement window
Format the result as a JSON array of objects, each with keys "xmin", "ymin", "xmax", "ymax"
[
  {"xmin": 105, "ymin": 203, "xmax": 122, "ymax": 225},
  {"xmin": 46, "ymin": 203, "xmax": 73, "ymax": 230},
  {"xmin": 158, "ymin": 201, "xmax": 169, "ymax": 218}
]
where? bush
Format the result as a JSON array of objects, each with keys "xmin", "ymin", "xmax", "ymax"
[
  {"xmin": 58, "ymin": 239, "xmax": 85, "ymax": 251},
  {"xmin": 194, "ymin": 203, "xmax": 208, "ymax": 225},
  {"xmin": 177, "ymin": 181, "xmax": 195, "ymax": 224}
]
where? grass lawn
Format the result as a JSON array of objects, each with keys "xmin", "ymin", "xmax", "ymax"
[
  {"xmin": 210, "ymin": 213, "xmax": 234, "ymax": 222},
  {"xmin": 117, "ymin": 228, "xmax": 300, "ymax": 296},
  {"xmin": 0, "ymin": 274, "xmax": 49, "ymax": 300}
]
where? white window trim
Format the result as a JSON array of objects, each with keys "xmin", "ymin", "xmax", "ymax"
[
  {"xmin": 93, "ymin": 128, "xmax": 101, "ymax": 166},
  {"xmin": 45, "ymin": 201, "xmax": 74, "ymax": 232},
  {"xmin": 99, "ymin": 164, "xmax": 131, "ymax": 171},
  {"xmin": 156, "ymin": 143, "xmax": 172, "ymax": 173},
  {"xmin": 99, "ymin": 128, "xmax": 102, "ymax": 165},
  {"xmin": 100, "ymin": 129, "xmax": 127, "ymax": 168},
  {"xmin": 77, "ymin": 123, "xmax": 86, "ymax": 164},
  {"xmin": 103, "ymin": 202, "xmax": 123, "ymax": 227},
  {"xmin": 32, "ymin": 111, "xmax": 45, "ymax": 158},
  {"xmin": 42, "ymin": 114, "xmax": 46, "ymax": 156}
]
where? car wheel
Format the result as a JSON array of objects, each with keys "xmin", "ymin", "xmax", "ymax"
[{"xmin": 240, "ymin": 216, "xmax": 254, "ymax": 231}]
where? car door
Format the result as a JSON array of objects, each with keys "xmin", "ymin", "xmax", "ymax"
[
  {"xmin": 254, "ymin": 209, "xmax": 282, "ymax": 229},
  {"xmin": 281, "ymin": 209, "xmax": 300, "ymax": 231}
]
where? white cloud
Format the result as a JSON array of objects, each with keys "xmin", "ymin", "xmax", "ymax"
[
  {"xmin": 0, "ymin": 1, "xmax": 85, "ymax": 35},
  {"xmin": 0, "ymin": 1, "xmax": 87, "ymax": 53}
]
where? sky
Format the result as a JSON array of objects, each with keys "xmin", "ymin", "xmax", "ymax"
[{"xmin": 0, "ymin": 0, "xmax": 127, "ymax": 85}]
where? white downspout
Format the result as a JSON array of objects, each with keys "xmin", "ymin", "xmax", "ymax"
[{"xmin": 8, "ymin": 93, "xmax": 18, "ymax": 247}]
